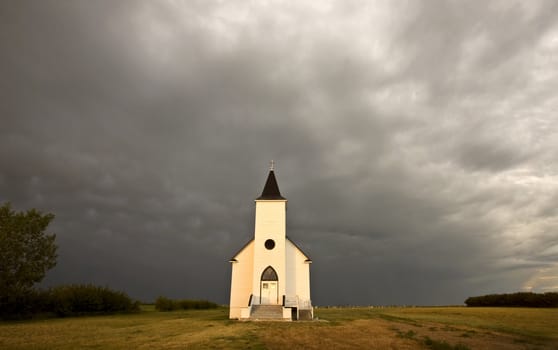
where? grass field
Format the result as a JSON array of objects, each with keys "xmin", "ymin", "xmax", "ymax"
[{"xmin": 1, "ymin": 306, "xmax": 557, "ymax": 349}]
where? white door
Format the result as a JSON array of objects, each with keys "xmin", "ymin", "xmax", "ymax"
[{"xmin": 261, "ymin": 281, "xmax": 278, "ymax": 304}]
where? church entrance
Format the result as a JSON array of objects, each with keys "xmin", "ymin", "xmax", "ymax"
[
  {"xmin": 261, "ymin": 281, "xmax": 278, "ymax": 304},
  {"xmin": 260, "ymin": 266, "xmax": 278, "ymax": 305}
]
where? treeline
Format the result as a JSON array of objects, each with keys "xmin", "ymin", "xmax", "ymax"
[
  {"xmin": 1, "ymin": 284, "xmax": 140, "ymax": 319},
  {"xmin": 155, "ymin": 296, "xmax": 219, "ymax": 311},
  {"xmin": 465, "ymin": 292, "xmax": 558, "ymax": 307}
]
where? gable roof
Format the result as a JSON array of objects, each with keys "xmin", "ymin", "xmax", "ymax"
[
  {"xmin": 256, "ymin": 170, "xmax": 285, "ymax": 200},
  {"xmin": 230, "ymin": 238, "xmax": 254, "ymax": 261},
  {"xmin": 287, "ymin": 236, "xmax": 312, "ymax": 262}
]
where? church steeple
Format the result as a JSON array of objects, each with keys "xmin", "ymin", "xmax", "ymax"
[{"xmin": 257, "ymin": 161, "xmax": 285, "ymax": 200}]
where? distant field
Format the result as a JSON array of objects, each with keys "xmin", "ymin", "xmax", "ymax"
[{"xmin": 1, "ymin": 306, "xmax": 557, "ymax": 349}]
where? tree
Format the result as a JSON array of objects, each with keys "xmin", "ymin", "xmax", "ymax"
[{"xmin": 0, "ymin": 203, "xmax": 57, "ymax": 301}]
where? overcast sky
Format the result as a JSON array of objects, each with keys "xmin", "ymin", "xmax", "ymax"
[{"xmin": 1, "ymin": 1, "xmax": 558, "ymax": 306}]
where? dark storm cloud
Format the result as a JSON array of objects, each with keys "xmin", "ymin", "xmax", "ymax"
[{"xmin": 1, "ymin": 0, "xmax": 558, "ymax": 304}]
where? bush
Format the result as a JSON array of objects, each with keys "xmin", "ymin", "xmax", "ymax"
[
  {"xmin": 465, "ymin": 292, "xmax": 558, "ymax": 307},
  {"xmin": 48, "ymin": 284, "xmax": 140, "ymax": 316},
  {"xmin": 1, "ymin": 284, "xmax": 140, "ymax": 319},
  {"xmin": 0, "ymin": 289, "xmax": 51, "ymax": 318},
  {"xmin": 154, "ymin": 296, "xmax": 175, "ymax": 311},
  {"xmin": 154, "ymin": 296, "xmax": 218, "ymax": 311}
]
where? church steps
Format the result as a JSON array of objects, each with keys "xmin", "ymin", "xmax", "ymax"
[{"xmin": 249, "ymin": 305, "xmax": 285, "ymax": 320}]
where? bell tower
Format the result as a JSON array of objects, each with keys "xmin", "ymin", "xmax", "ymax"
[{"xmin": 252, "ymin": 161, "xmax": 287, "ymax": 304}]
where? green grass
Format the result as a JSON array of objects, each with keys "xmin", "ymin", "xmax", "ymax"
[
  {"xmin": 373, "ymin": 307, "xmax": 558, "ymax": 339},
  {"xmin": 1, "ymin": 306, "xmax": 556, "ymax": 349},
  {"xmin": 0, "ymin": 308, "xmax": 262, "ymax": 350}
]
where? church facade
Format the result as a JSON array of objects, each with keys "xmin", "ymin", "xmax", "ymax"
[{"xmin": 229, "ymin": 165, "xmax": 313, "ymax": 320}]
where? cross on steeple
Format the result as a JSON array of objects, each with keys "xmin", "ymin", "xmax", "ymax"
[{"xmin": 257, "ymin": 161, "xmax": 284, "ymax": 200}]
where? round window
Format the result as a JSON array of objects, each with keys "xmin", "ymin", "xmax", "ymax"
[{"xmin": 264, "ymin": 239, "xmax": 275, "ymax": 250}]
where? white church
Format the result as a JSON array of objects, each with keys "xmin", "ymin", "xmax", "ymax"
[{"xmin": 229, "ymin": 163, "xmax": 313, "ymax": 320}]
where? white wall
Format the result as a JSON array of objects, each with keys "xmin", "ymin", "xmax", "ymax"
[
  {"xmin": 285, "ymin": 239, "xmax": 311, "ymax": 307},
  {"xmin": 229, "ymin": 240, "xmax": 254, "ymax": 319},
  {"xmin": 286, "ymin": 240, "xmax": 296, "ymax": 298},
  {"xmin": 295, "ymin": 249, "xmax": 311, "ymax": 307}
]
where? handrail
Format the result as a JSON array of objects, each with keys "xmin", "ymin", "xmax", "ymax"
[
  {"xmin": 248, "ymin": 294, "xmax": 253, "ymax": 306},
  {"xmin": 299, "ymin": 298, "xmax": 312, "ymax": 309},
  {"xmin": 284, "ymin": 295, "xmax": 299, "ymax": 307}
]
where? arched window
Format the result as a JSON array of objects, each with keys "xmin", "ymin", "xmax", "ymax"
[{"xmin": 261, "ymin": 266, "xmax": 278, "ymax": 281}]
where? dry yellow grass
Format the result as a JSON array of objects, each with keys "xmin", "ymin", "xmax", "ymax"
[
  {"xmin": 317, "ymin": 307, "xmax": 558, "ymax": 350},
  {"xmin": 258, "ymin": 319, "xmax": 422, "ymax": 350},
  {"xmin": 1, "ymin": 307, "xmax": 557, "ymax": 349}
]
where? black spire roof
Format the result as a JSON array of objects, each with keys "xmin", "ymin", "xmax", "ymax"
[{"xmin": 257, "ymin": 170, "xmax": 285, "ymax": 200}]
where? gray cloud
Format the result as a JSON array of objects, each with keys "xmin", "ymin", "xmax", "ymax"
[{"xmin": 1, "ymin": 0, "xmax": 557, "ymax": 305}]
